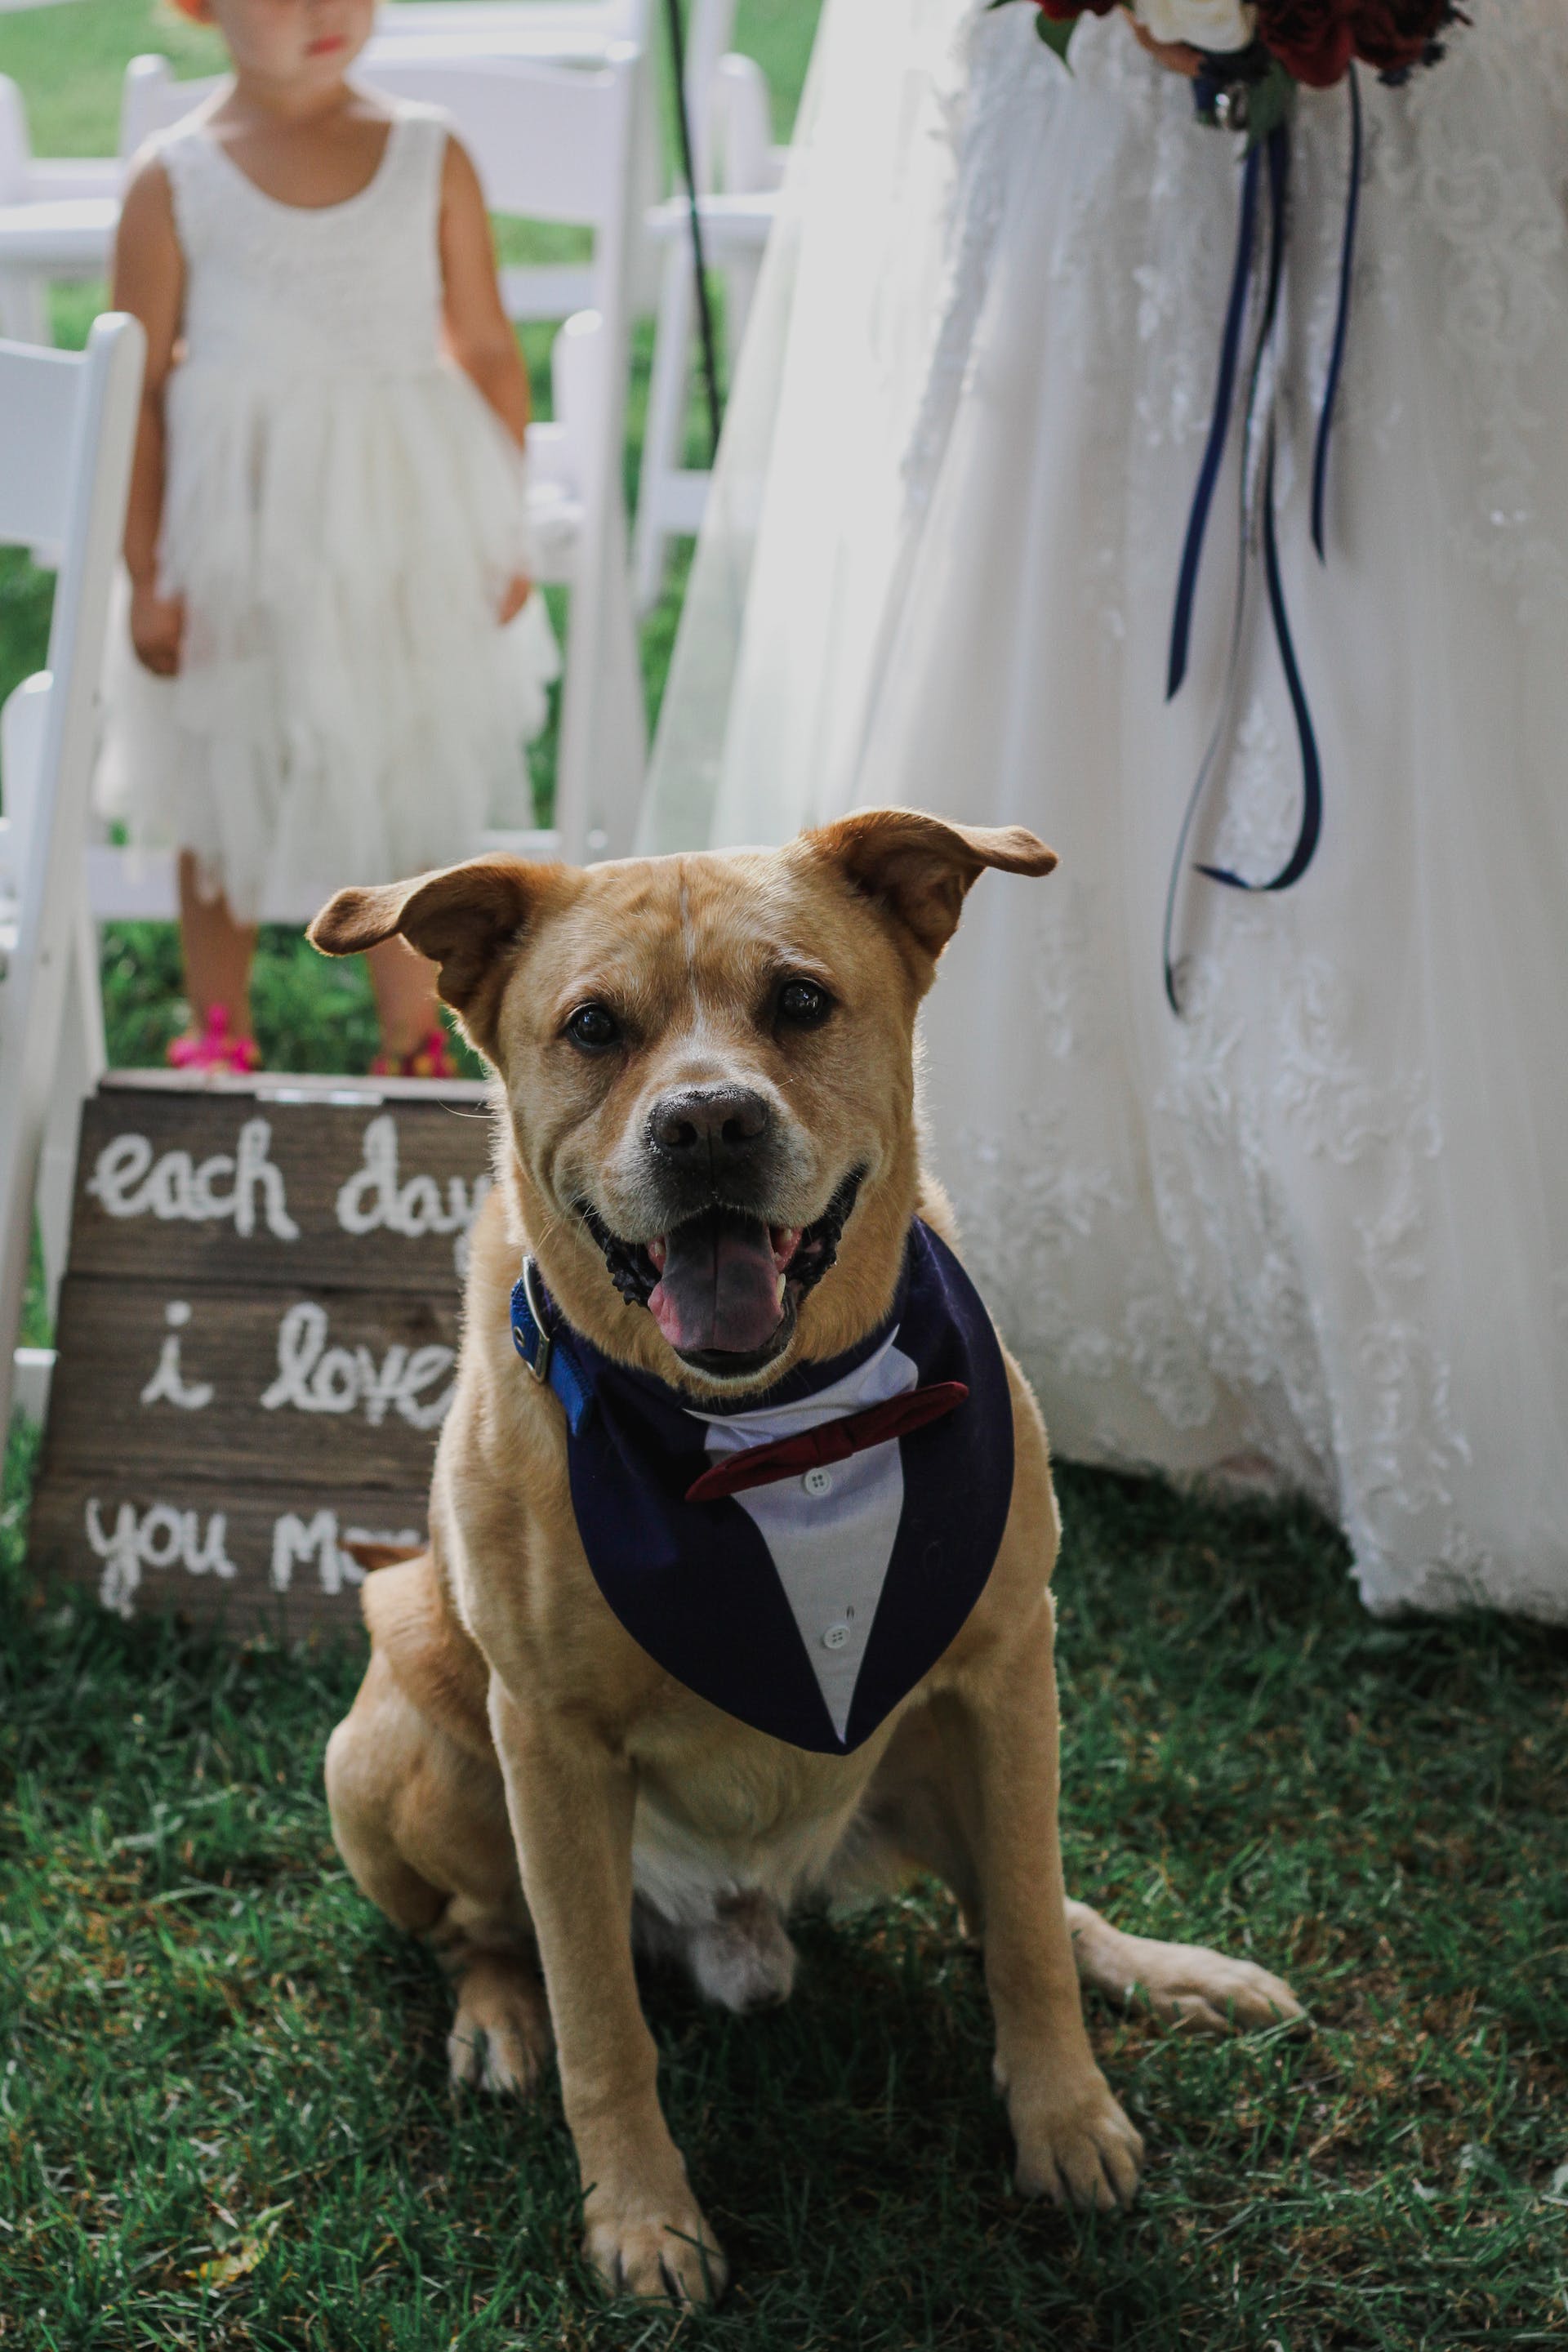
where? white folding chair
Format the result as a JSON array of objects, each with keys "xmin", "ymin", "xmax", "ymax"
[
  {"xmin": 0, "ymin": 314, "xmax": 144, "ymax": 1436},
  {"xmin": 631, "ymin": 28, "xmax": 786, "ymax": 613},
  {"xmin": 0, "ymin": 73, "xmax": 120, "ymax": 345}
]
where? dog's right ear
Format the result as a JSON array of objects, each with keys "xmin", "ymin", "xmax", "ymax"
[{"xmin": 309, "ymin": 855, "xmax": 555, "ymax": 1059}]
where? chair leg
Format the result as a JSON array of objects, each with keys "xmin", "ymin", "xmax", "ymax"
[
  {"xmin": 597, "ymin": 505, "xmax": 648, "ymax": 859},
  {"xmin": 554, "ymin": 501, "xmax": 648, "ymax": 868},
  {"xmin": 632, "ymin": 242, "xmax": 697, "ymax": 619},
  {"xmin": 36, "ymin": 889, "xmax": 105, "ymax": 1320}
]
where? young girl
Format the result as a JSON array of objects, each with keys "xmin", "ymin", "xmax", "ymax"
[{"xmin": 100, "ymin": 0, "xmax": 559, "ymax": 1076}]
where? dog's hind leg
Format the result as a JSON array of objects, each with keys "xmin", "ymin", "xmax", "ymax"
[
  {"xmin": 326, "ymin": 1651, "xmax": 554, "ymax": 2095},
  {"xmin": 1062, "ymin": 1901, "xmax": 1303, "ymax": 2035},
  {"xmin": 844, "ymin": 1699, "xmax": 985, "ymax": 1925},
  {"xmin": 438, "ymin": 1918, "xmax": 555, "ymax": 2096},
  {"xmin": 855, "ymin": 1704, "xmax": 1303, "ymax": 2035}
]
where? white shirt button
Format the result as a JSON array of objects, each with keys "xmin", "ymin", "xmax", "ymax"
[
  {"xmin": 802, "ymin": 1466, "xmax": 834, "ymax": 1498},
  {"xmin": 822, "ymin": 1622, "xmax": 850, "ymax": 1650}
]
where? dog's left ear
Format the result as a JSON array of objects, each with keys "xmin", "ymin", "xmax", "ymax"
[
  {"xmin": 310, "ymin": 854, "xmax": 560, "ymax": 1058},
  {"xmin": 805, "ymin": 807, "xmax": 1058, "ymax": 966}
]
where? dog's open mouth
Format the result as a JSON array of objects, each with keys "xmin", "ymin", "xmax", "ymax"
[{"xmin": 580, "ymin": 1170, "xmax": 863, "ymax": 1377}]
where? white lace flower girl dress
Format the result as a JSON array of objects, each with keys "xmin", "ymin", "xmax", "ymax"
[
  {"xmin": 99, "ymin": 100, "xmax": 559, "ymax": 920},
  {"xmin": 643, "ymin": 0, "xmax": 1568, "ymax": 1620}
]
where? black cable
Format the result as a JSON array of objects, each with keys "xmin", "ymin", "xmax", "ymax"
[{"xmin": 662, "ymin": 0, "xmax": 724, "ymax": 461}]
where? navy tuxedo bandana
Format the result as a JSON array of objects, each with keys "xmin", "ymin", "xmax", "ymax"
[{"xmin": 511, "ymin": 1221, "xmax": 1015, "ymax": 1755}]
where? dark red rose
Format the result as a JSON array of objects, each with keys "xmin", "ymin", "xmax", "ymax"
[
  {"xmin": 1256, "ymin": 0, "xmax": 1356, "ymax": 87},
  {"xmin": 1348, "ymin": 0, "xmax": 1450, "ymax": 72},
  {"xmin": 1035, "ymin": 2, "xmax": 1120, "ymax": 20}
]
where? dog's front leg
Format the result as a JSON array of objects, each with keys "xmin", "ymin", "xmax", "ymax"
[
  {"xmin": 952, "ymin": 1606, "xmax": 1145, "ymax": 2211},
  {"xmin": 488, "ymin": 1683, "xmax": 726, "ymax": 2305}
]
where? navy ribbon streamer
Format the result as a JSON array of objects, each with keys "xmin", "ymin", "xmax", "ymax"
[
  {"xmin": 1312, "ymin": 65, "xmax": 1362, "ymax": 560},
  {"xmin": 1166, "ymin": 136, "xmax": 1261, "ymax": 705},
  {"xmin": 1161, "ymin": 73, "xmax": 1361, "ymax": 1013}
]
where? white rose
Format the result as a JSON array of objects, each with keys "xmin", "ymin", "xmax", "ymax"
[{"xmin": 1134, "ymin": 0, "xmax": 1258, "ymax": 52}]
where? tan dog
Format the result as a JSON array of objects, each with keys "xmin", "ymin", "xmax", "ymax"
[{"xmin": 311, "ymin": 812, "xmax": 1299, "ymax": 2305}]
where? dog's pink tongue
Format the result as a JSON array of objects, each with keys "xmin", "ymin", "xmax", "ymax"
[{"xmin": 648, "ymin": 1213, "xmax": 784, "ymax": 1356}]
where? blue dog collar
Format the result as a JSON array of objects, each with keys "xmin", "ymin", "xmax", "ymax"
[{"xmin": 510, "ymin": 1254, "xmax": 595, "ymax": 1435}]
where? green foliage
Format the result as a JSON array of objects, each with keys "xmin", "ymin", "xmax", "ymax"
[
  {"xmin": 1035, "ymin": 13, "xmax": 1080, "ymax": 67},
  {"xmin": 986, "ymin": 0, "xmax": 1077, "ymax": 68},
  {"xmin": 1239, "ymin": 60, "xmax": 1296, "ymax": 149}
]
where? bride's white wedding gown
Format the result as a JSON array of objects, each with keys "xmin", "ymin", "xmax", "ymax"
[{"xmin": 641, "ymin": 0, "xmax": 1568, "ymax": 1619}]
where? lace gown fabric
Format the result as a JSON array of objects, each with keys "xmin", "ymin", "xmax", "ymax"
[
  {"xmin": 641, "ymin": 0, "xmax": 1568, "ymax": 1620},
  {"xmin": 99, "ymin": 101, "xmax": 559, "ymax": 920}
]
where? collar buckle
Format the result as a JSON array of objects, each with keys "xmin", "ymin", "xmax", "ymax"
[{"xmin": 518, "ymin": 1254, "xmax": 553, "ymax": 1385}]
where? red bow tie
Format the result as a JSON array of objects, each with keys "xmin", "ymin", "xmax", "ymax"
[{"xmin": 684, "ymin": 1381, "xmax": 969, "ymax": 1504}]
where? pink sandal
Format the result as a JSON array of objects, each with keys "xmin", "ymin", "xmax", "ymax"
[
  {"xmin": 167, "ymin": 1004, "xmax": 261, "ymax": 1076},
  {"xmin": 372, "ymin": 1026, "xmax": 460, "ymax": 1081}
]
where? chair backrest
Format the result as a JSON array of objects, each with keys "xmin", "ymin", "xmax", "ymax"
[
  {"xmin": 375, "ymin": 0, "xmax": 648, "ymax": 51},
  {"xmin": 715, "ymin": 51, "xmax": 775, "ymax": 196},
  {"xmin": 0, "ymin": 73, "xmax": 31, "ymax": 203},
  {"xmin": 118, "ymin": 56, "xmax": 218, "ymax": 157},
  {"xmin": 360, "ymin": 48, "xmax": 637, "ymax": 229},
  {"xmin": 0, "ymin": 316, "xmax": 143, "ymax": 1439},
  {"xmin": 682, "ymin": 0, "xmax": 736, "ymax": 192},
  {"xmin": 0, "ymin": 336, "xmax": 114, "ymax": 558},
  {"xmin": 0, "ymin": 319, "xmax": 143, "ymax": 854}
]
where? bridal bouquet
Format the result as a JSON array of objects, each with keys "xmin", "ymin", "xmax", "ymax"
[{"xmin": 1030, "ymin": 2, "xmax": 1460, "ymax": 123}]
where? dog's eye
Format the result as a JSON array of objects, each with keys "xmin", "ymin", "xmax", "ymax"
[
  {"xmin": 776, "ymin": 978, "xmax": 833, "ymax": 1029},
  {"xmin": 564, "ymin": 1003, "xmax": 620, "ymax": 1051}
]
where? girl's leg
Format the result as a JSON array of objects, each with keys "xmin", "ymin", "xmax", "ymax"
[
  {"xmin": 368, "ymin": 935, "xmax": 443, "ymax": 1062},
  {"xmin": 177, "ymin": 850, "xmax": 256, "ymax": 1041}
]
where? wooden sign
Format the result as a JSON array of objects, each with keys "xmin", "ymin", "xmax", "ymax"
[{"xmin": 27, "ymin": 1070, "xmax": 495, "ymax": 1635}]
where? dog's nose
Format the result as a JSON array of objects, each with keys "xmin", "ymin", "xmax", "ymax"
[{"xmin": 647, "ymin": 1085, "xmax": 773, "ymax": 1166}]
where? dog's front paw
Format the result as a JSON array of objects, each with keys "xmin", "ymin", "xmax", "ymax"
[
  {"xmin": 586, "ymin": 2185, "xmax": 727, "ymax": 2305},
  {"xmin": 1009, "ymin": 2071, "xmax": 1145, "ymax": 2212}
]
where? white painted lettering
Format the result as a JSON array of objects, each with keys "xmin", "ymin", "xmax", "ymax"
[
  {"xmin": 140, "ymin": 1300, "xmax": 215, "ymax": 1411},
  {"xmin": 270, "ymin": 1509, "xmax": 345, "ymax": 1593},
  {"xmin": 398, "ymin": 1345, "xmax": 456, "ymax": 1431},
  {"xmin": 184, "ymin": 1512, "xmax": 238, "ymax": 1580},
  {"xmin": 261, "ymin": 1300, "xmax": 455, "ymax": 1429},
  {"xmin": 147, "ymin": 1152, "xmax": 194, "ymax": 1221},
  {"xmin": 234, "ymin": 1119, "xmax": 299, "ymax": 1240},
  {"xmin": 190, "ymin": 1152, "xmax": 236, "ymax": 1219},
  {"xmin": 87, "ymin": 1134, "xmax": 153, "ymax": 1216},
  {"xmin": 270, "ymin": 1510, "xmax": 417, "ymax": 1595},
  {"xmin": 87, "ymin": 1118, "xmax": 297, "ymax": 1241},
  {"xmin": 85, "ymin": 1499, "xmax": 140, "ymax": 1618},
  {"xmin": 335, "ymin": 1114, "xmax": 490, "ymax": 1274},
  {"xmin": 85, "ymin": 1498, "xmax": 238, "ymax": 1619},
  {"xmin": 138, "ymin": 1504, "xmax": 184, "ymax": 1570}
]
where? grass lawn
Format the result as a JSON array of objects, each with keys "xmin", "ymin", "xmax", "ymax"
[
  {"xmin": 3, "ymin": 1437, "xmax": 1566, "ymax": 2349},
  {"xmin": 3, "ymin": 7, "xmax": 1568, "ymax": 2347}
]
